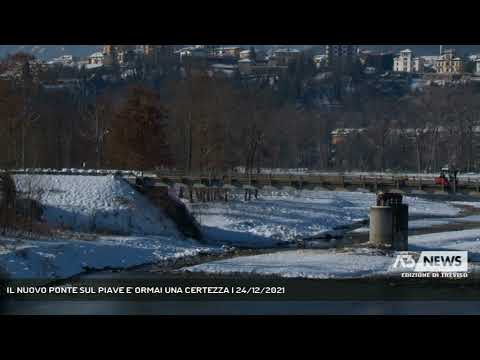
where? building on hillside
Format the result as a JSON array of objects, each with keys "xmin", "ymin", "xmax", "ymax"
[
  {"xmin": 0, "ymin": 59, "xmax": 47, "ymax": 83},
  {"xmin": 237, "ymin": 49, "xmax": 268, "ymax": 63},
  {"xmin": 255, "ymin": 50, "xmax": 268, "ymax": 62},
  {"xmin": 435, "ymin": 49, "xmax": 464, "ymax": 74},
  {"xmin": 47, "ymin": 55, "xmax": 77, "ymax": 67},
  {"xmin": 103, "ymin": 45, "xmax": 115, "ymax": 56},
  {"xmin": 270, "ymin": 48, "xmax": 301, "ymax": 66},
  {"xmin": 421, "ymin": 55, "xmax": 440, "ymax": 66},
  {"xmin": 393, "ymin": 49, "xmax": 424, "ymax": 73},
  {"xmin": 476, "ymin": 59, "xmax": 480, "ymax": 75},
  {"xmin": 208, "ymin": 63, "xmax": 238, "ymax": 78},
  {"xmin": 176, "ymin": 46, "xmax": 208, "ymax": 60},
  {"xmin": 468, "ymin": 54, "xmax": 480, "ymax": 62},
  {"xmin": 214, "ymin": 46, "xmax": 243, "ymax": 58},
  {"xmin": 313, "ymin": 54, "xmax": 328, "ymax": 68},
  {"xmin": 88, "ymin": 52, "xmax": 104, "ymax": 65},
  {"xmin": 239, "ymin": 49, "xmax": 254, "ymax": 60},
  {"xmin": 102, "ymin": 45, "xmax": 177, "ymax": 67},
  {"xmin": 102, "ymin": 45, "xmax": 140, "ymax": 65},
  {"xmin": 420, "ymin": 55, "xmax": 440, "ymax": 72},
  {"xmin": 102, "ymin": 45, "xmax": 116, "ymax": 66}
]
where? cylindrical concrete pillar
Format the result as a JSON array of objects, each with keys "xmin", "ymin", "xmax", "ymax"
[{"xmin": 369, "ymin": 206, "xmax": 393, "ymax": 246}]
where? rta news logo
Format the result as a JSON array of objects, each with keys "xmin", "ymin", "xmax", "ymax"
[{"xmin": 392, "ymin": 251, "xmax": 469, "ymax": 278}]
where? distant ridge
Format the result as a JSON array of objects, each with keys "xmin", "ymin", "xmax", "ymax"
[{"xmin": 0, "ymin": 45, "xmax": 101, "ymax": 60}]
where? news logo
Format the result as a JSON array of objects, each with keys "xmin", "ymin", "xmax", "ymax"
[
  {"xmin": 392, "ymin": 254, "xmax": 416, "ymax": 269},
  {"xmin": 392, "ymin": 251, "xmax": 468, "ymax": 278}
]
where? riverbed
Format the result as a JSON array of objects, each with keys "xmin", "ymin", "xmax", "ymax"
[{"xmin": 3, "ymin": 192, "xmax": 480, "ymax": 314}]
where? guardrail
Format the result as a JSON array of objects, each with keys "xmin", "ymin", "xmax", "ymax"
[
  {"xmin": 149, "ymin": 171, "xmax": 480, "ymax": 193},
  {"xmin": 4, "ymin": 168, "xmax": 480, "ymax": 193}
]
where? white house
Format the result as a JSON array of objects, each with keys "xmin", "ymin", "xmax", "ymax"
[
  {"xmin": 413, "ymin": 57, "xmax": 424, "ymax": 73},
  {"xmin": 239, "ymin": 49, "xmax": 253, "ymax": 60},
  {"xmin": 435, "ymin": 49, "xmax": 463, "ymax": 74},
  {"xmin": 313, "ymin": 54, "xmax": 327, "ymax": 68},
  {"xmin": 88, "ymin": 52, "xmax": 104, "ymax": 65},
  {"xmin": 393, "ymin": 49, "xmax": 424, "ymax": 73},
  {"xmin": 476, "ymin": 59, "xmax": 480, "ymax": 75},
  {"xmin": 176, "ymin": 46, "xmax": 208, "ymax": 60},
  {"xmin": 47, "ymin": 55, "xmax": 76, "ymax": 66}
]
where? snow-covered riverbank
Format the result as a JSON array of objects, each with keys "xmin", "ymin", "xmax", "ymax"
[
  {"xmin": 181, "ymin": 195, "xmax": 480, "ymax": 279},
  {"xmin": 0, "ymin": 175, "xmax": 218, "ymax": 279},
  {"xmin": 13, "ymin": 174, "xmax": 179, "ymax": 236},
  {"xmin": 182, "ymin": 227, "xmax": 480, "ymax": 279},
  {"xmin": 0, "ymin": 235, "xmax": 220, "ymax": 279},
  {"xmin": 0, "ymin": 175, "xmax": 475, "ymax": 280},
  {"xmin": 189, "ymin": 189, "xmax": 460, "ymax": 248}
]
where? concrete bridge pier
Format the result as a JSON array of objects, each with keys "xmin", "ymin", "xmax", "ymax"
[
  {"xmin": 369, "ymin": 192, "xmax": 408, "ymax": 251},
  {"xmin": 369, "ymin": 206, "xmax": 393, "ymax": 247}
]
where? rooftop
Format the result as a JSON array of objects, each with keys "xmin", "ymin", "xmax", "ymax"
[{"xmin": 274, "ymin": 48, "xmax": 301, "ymax": 54}]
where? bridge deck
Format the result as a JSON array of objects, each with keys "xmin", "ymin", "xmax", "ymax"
[
  {"xmin": 146, "ymin": 171, "xmax": 480, "ymax": 193},
  {"xmin": 6, "ymin": 169, "xmax": 480, "ymax": 193}
]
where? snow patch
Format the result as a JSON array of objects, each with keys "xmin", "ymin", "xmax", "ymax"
[
  {"xmin": 0, "ymin": 235, "xmax": 221, "ymax": 279},
  {"xmin": 183, "ymin": 248, "xmax": 397, "ymax": 279},
  {"xmin": 13, "ymin": 174, "xmax": 180, "ymax": 236},
  {"xmin": 409, "ymin": 229, "xmax": 480, "ymax": 261}
]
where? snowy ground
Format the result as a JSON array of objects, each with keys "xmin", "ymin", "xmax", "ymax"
[
  {"xmin": 183, "ymin": 248, "xmax": 398, "ymax": 279},
  {"xmin": 409, "ymin": 230, "xmax": 480, "ymax": 261},
  {"xmin": 0, "ymin": 175, "xmax": 219, "ymax": 279},
  {"xmin": 182, "ymin": 197, "xmax": 480, "ymax": 279},
  {"xmin": 190, "ymin": 189, "xmax": 460, "ymax": 248},
  {"xmin": 0, "ymin": 175, "xmax": 477, "ymax": 280},
  {"xmin": 0, "ymin": 235, "xmax": 220, "ymax": 279},
  {"xmin": 183, "ymin": 228, "xmax": 480, "ymax": 279},
  {"xmin": 13, "ymin": 174, "xmax": 179, "ymax": 236}
]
